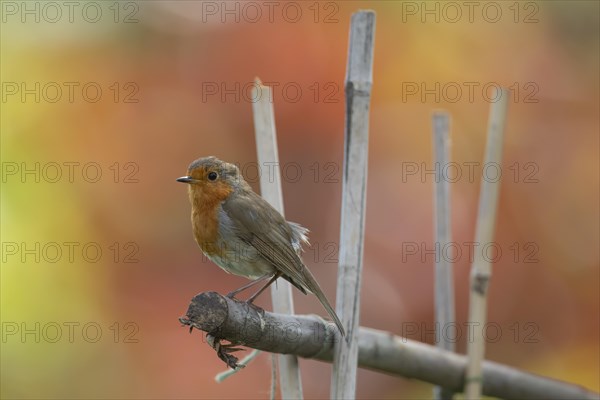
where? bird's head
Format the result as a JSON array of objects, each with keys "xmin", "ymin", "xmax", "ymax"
[{"xmin": 177, "ymin": 156, "xmax": 247, "ymax": 203}]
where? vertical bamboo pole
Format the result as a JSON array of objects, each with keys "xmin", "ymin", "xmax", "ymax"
[
  {"xmin": 465, "ymin": 87, "xmax": 509, "ymax": 399},
  {"xmin": 432, "ymin": 111, "xmax": 456, "ymax": 400},
  {"xmin": 331, "ymin": 10, "xmax": 376, "ymax": 400},
  {"xmin": 252, "ymin": 78, "xmax": 303, "ymax": 400}
]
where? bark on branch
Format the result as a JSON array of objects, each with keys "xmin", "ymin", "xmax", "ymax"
[{"xmin": 179, "ymin": 292, "xmax": 599, "ymax": 400}]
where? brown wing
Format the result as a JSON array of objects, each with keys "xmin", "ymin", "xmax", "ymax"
[
  {"xmin": 222, "ymin": 190, "xmax": 309, "ymax": 291},
  {"xmin": 222, "ymin": 189, "xmax": 345, "ymax": 336}
]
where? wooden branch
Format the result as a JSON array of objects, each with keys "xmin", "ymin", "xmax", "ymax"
[
  {"xmin": 333, "ymin": 10, "xmax": 376, "ymax": 400},
  {"xmin": 252, "ymin": 78, "xmax": 303, "ymax": 399},
  {"xmin": 179, "ymin": 292, "xmax": 600, "ymax": 400},
  {"xmin": 465, "ymin": 87, "xmax": 510, "ymax": 399},
  {"xmin": 432, "ymin": 111, "xmax": 456, "ymax": 400}
]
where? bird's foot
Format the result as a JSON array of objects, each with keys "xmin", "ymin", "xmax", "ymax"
[{"xmin": 207, "ymin": 334, "xmax": 246, "ymax": 370}]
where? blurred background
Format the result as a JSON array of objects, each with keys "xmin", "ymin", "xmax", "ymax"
[{"xmin": 1, "ymin": 1, "xmax": 598, "ymax": 398}]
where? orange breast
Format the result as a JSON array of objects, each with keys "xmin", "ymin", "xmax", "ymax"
[
  {"xmin": 191, "ymin": 199, "xmax": 224, "ymax": 258},
  {"xmin": 189, "ymin": 182, "xmax": 233, "ymax": 258}
]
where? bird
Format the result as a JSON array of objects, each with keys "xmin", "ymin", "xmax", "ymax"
[{"xmin": 177, "ymin": 156, "xmax": 345, "ymax": 336}]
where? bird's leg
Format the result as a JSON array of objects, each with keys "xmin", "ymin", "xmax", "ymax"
[
  {"xmin": 246, "ymin": 272, "xmax": 282, "ymax": 304},
  {"xmin": 226, "ymin": 274, "xmax": 270, "ymax": 299}
]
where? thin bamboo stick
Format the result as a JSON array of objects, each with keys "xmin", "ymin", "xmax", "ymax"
[
  {"xmin": 331, "ymin": 10, "xmax": 376, "ymax": 400},
  {"xmin": 252, "ymin": 78, "xmax": 303, "ymax": 400},
  {"xmin": 465, "ymin": 87, "xmax": 510, "ymax": 399},
  {"xmin": 432, "ymin": 111, "xmax": 456, "ymax": 400}
]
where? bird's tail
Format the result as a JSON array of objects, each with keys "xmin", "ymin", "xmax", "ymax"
[{"xmin": 301, "ymin": 269, "xmax": 345, "ymax": 337}]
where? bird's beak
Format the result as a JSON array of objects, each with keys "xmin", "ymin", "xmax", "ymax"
[{"xmin": 176, "ymin": 176, "xmax": 194, "ymax": 183}]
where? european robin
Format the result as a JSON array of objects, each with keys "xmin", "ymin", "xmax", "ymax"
[{"xmin": 177, "ymin": 156, "xmax": 345, "ymax": 336}]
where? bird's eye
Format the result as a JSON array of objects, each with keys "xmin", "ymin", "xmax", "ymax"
[{"xmin": 208, "ymin": 171, "xmax": 218, "ymax": 181}]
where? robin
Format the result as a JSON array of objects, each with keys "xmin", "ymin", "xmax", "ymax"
[{"xmin": 177, "ymin": 156, "xmax": 345, "ymax": 336}]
